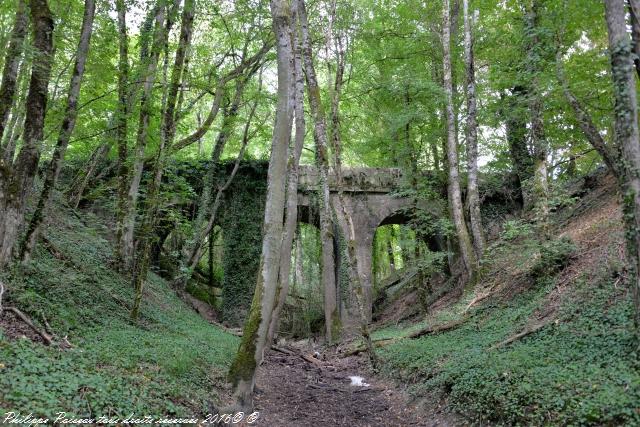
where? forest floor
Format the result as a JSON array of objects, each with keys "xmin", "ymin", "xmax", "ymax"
[{"xmin": 253, "ymin": 346, "xmax": 461, "ymax": 426}]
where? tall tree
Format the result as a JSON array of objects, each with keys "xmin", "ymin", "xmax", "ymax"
[
  {"xmin": 118, "ymin": 3, "xmax": 168, "ymax": 270},
  {"xmin": 525, "ymin": 0, "xmax": 550, "ymax": 235},
  {"xmin": 267, "ymin": 1, "xmax": 305, "ymax": 343},
  {"xmin": 463, "ymin": 0, "xmax": 484, "ymax": 258},
  {"xmin": 114, "ymin": 0, "xmax": 130, "ymax": 269},
  {"xmin": 602, "ymin": 0, "xmax": 640, "ymax": 333},
  {"xmin": 443, "ymin": 0, "xmax": 476, "ymax": 278},
  {"xmin": 20, "ymin": 0, "xmax": 96, "ymax": 261},
  {"xmin": 131, "ymin": 0, "xmax": 195, "ymax": 320},
  {"xmin": 0, "ymin": 0, "xmax": 55, "ymax": 269},
  {"xmin": 227, "ymin": 0, "xmax": 294, "ymax": 410},
  {"xmin": 298, "ymin": 0, "xmax": 339, "ymax": 342}
]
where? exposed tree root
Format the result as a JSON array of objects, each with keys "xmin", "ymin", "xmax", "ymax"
[{"xmin": 490, "ymin": 320, "xmax": 551, "ymax": 350}]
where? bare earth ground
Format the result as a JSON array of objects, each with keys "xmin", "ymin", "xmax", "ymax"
[{"xmin": 252, "ymin": 347, "xmax": 463, "ymax": 427}]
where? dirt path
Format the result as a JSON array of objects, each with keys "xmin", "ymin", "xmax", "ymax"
[{"xmin": 252, "ymin": 347, "xmax": 461, "ymax": 426}]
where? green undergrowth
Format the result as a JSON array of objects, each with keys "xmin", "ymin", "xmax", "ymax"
[
  {"xmin": 378, "ymin": 237, "xmax": 640, "ymax": 425},
  {"xmin": 0, "ymin": 205, "xmax": 238, "ymax": 419}
]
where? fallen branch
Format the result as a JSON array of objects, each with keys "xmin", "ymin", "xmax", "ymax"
[
  {"xmin": 342, "ymin": 338, "xmax": 401, "ymax": 357},
  {"xmin": 407, "ymin": 317, "xmax": 468, "ymax": 339},
  {"xmin": 490, "ymin": 321, "xmax": 551, "ymax": 350},
  {"xmin": 271, "ymin": 345, "xmax": 296, "ymax": 356},
  {"xmin": 5, "ymin": 307, "xmax": 54, "ymax": 345},
  {"xmin": 301, "ymin": 354, "xmax": 323, "ymax": 366}
]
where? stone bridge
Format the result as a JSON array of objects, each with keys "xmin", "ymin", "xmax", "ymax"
[
  {"xmin": 296, "ymin": 166, "xmax": 412, "ymax": 326},
  {"xmin": 168, "ymin": 161, "xmax": 416, "ymax": 329}
]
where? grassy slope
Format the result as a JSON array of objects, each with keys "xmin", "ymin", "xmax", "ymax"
[
  {"xmin": 376, "ymin": 176, "xmax": 640, "ymax": 426},
  {"xmin": 0, "ymin": 204, "xmax": 239, "ymax": 419}
]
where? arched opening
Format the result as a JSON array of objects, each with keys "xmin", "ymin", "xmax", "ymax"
[{"xmin": 371, "ymin": 208, "xmax": 449, "ymax": 322}]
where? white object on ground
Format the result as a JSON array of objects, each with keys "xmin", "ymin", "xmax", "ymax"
[{"xmin": 349, "ymin": 376, "xmax": 370, "ymax": 387}]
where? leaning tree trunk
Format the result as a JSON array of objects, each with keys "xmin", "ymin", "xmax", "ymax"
[
  {"xmin": 298, "ymin": 0, "xmax": 339, "ymax": 343},
  {"xmin": 227, "ymin": 0, "xmax": 294, "ymax": 411},
  {"xmin": 172, "ymin": 64, "xmax": 263, "ymax": 291},
  {"xmin": 267, "ymin": 5, "xmax": 305, "ymax": 344},
  {"xmin": 463, "ymin": 0, "xmax": 484, "ymax": 258},
  {"xmin": 0, "ymin": 0, "xmax": 54, "ymax": 269},
  {"xmin": 0, "ymin": 0, "xmax": 28, "ymax": 146},
  {"xmin": 443, "ymin": 0, "xmax": 477, "ymax": 279},
  {"xmin": 604, "ymin": 0, "xmax": 640, "ymax": 334},
  {"xmin": 20, "ymin": 0, "xmax": 96, "ymax": 262}
]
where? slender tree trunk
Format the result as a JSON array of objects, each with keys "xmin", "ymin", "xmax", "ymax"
[
  {"xmin": 228, "ymin": 0, "xmax": 293, "ymax": 410},
  {"xmin": 463, "ymin": 0, "xmax": 484, "ymax": 258},
  {"xmin": 172, "ymin": 67, "xmax": 262, "ymax": 291},
  {"xmin": 2, "ymin": 60, "xmax": 30, "ymax": 165},
  {"xmin": 20, "ymin": 0, "xmax": 96, "ymax": 262},
  {"xmin": 298, "ymin": 0, "xmax": 339, "ymax": 342},
  {"xmin": 294, "ymin": 229, "xmax": 304, "ymax": 293},
  {"xmin": 604, "ymin": 0, "xmax": 640, "ymax": 335},
  {"xmin": 629, "ymin": 0, "xmax": 640, "ymax": 79},
  {"xmin": 387, "ymin": 235, "xmax": 396, "ymax": 274},
  {"xmin": 66, "ymin": 141, "xmax": 110, "ymax": 209},
  {"xmin": 131, "ymin": 0, "xmax": 194, "ymax": 320},
  {"xmin": 556, "ymin": 53, "xmax": 621, "ymax": 178},
  {"xmin": 525, "ymin": 0, "xmax": 550, "ymax": 236},
  {"xmin": 0, "ymin": 0, "xmax": 54, "ymax": 269},
  {"xmin": 267, "ymin": 5, "xmax": 305, "ymax": 344},
  {"xmin": 443, "ymin": 0, "xmax": 476, "ymax": 278},
  {"xmin": 177, "ymin": 97, "xmax": 258, "ymax": 291},
  {"xmin": 119, "ymin": 4, "xmax": 166, "ymax": 271},
  {"xmin": 0, "ymin": 0, "xmax": 28, "ymax": 146},
  {"xmin": 114, "ymin": 0, "xmax": 130, "ymax": 269}
]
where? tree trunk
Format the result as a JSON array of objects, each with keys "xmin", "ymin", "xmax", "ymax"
[
  {"xmin": 2, "ymin": 60, "xmax": 30, "ymax": 165},
  {"xmin": 0, "ymin": 0, "xmax": 55, "ymax": 269},
  {"xmin": 20, "ymin": 0, "xmax": 96, "ymax": 262},
  {"xmin": 172, "ymin": 66, "xmax": 262, "ymax": 291},
  {"xmin": 298, "ymin": 0, "xmax": 339, "ymax": 342},
  {"xmin": 629, "ymin": 0, "xmax": 640, "ymax": 79},
  {"xmin": 66, "ymin": 141, "xmax": 110, "ymax": 209},
  {"xmin": 604, "ymin": 0, "xmax": 640, "ymax": 334},
  {"xmin": 0, "ymin": 0, "xmax": 28, "ymax": 146},
  {"xmin": 114, "ymin": 0, "xmax": 130, "ymax": 269},
  {"xmin": 463, "ymin": 0, "xmax": 484, "ymax": 259},
  {"xmin": 556, "ymin": 52, "xmax": 621, "ymax": 178},
  {"xmin": 131, "ymin": 0, "xmax": 194, "ymax": 320},
  {"xmin": 119, "ymin": 4, "xmax": 167, "ymax": 271},
  {"xmin": 228, "ymin": 0, "xmax": 293, "ymax": 410},
  {"xmin": 443, "ymin": 0, "xmax": 477, "ymax": 278},
  {"xmin": 525, "ymin": 0, "xmax": 549, "ymax": 236},
  {"xmin": 267, "ymin": 5, "xmax": 305, "ymax": 344}
]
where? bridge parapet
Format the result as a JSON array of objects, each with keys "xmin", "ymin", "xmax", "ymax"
[{"xmin": 297, "ymin": 165, "xmax": 402, "ymax": 193}]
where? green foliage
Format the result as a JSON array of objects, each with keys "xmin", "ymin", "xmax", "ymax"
[
  {"xmin": 500, "ymin": 219, "xmax": 534, "ymax": 241},
  {"xmin": 0, "ymin": 203, "xmax": 238, "ymax": 418},
  {"xmin": 379, "ymin": 275, "xmax": 639, "ymax": 425},
  {"xmin": 530, "ymin": 237, "xmax": 576, "ymax": 279},
  {"xmin": 218, "ymin": 161, "xmax": 268, "ymax": 326}
]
